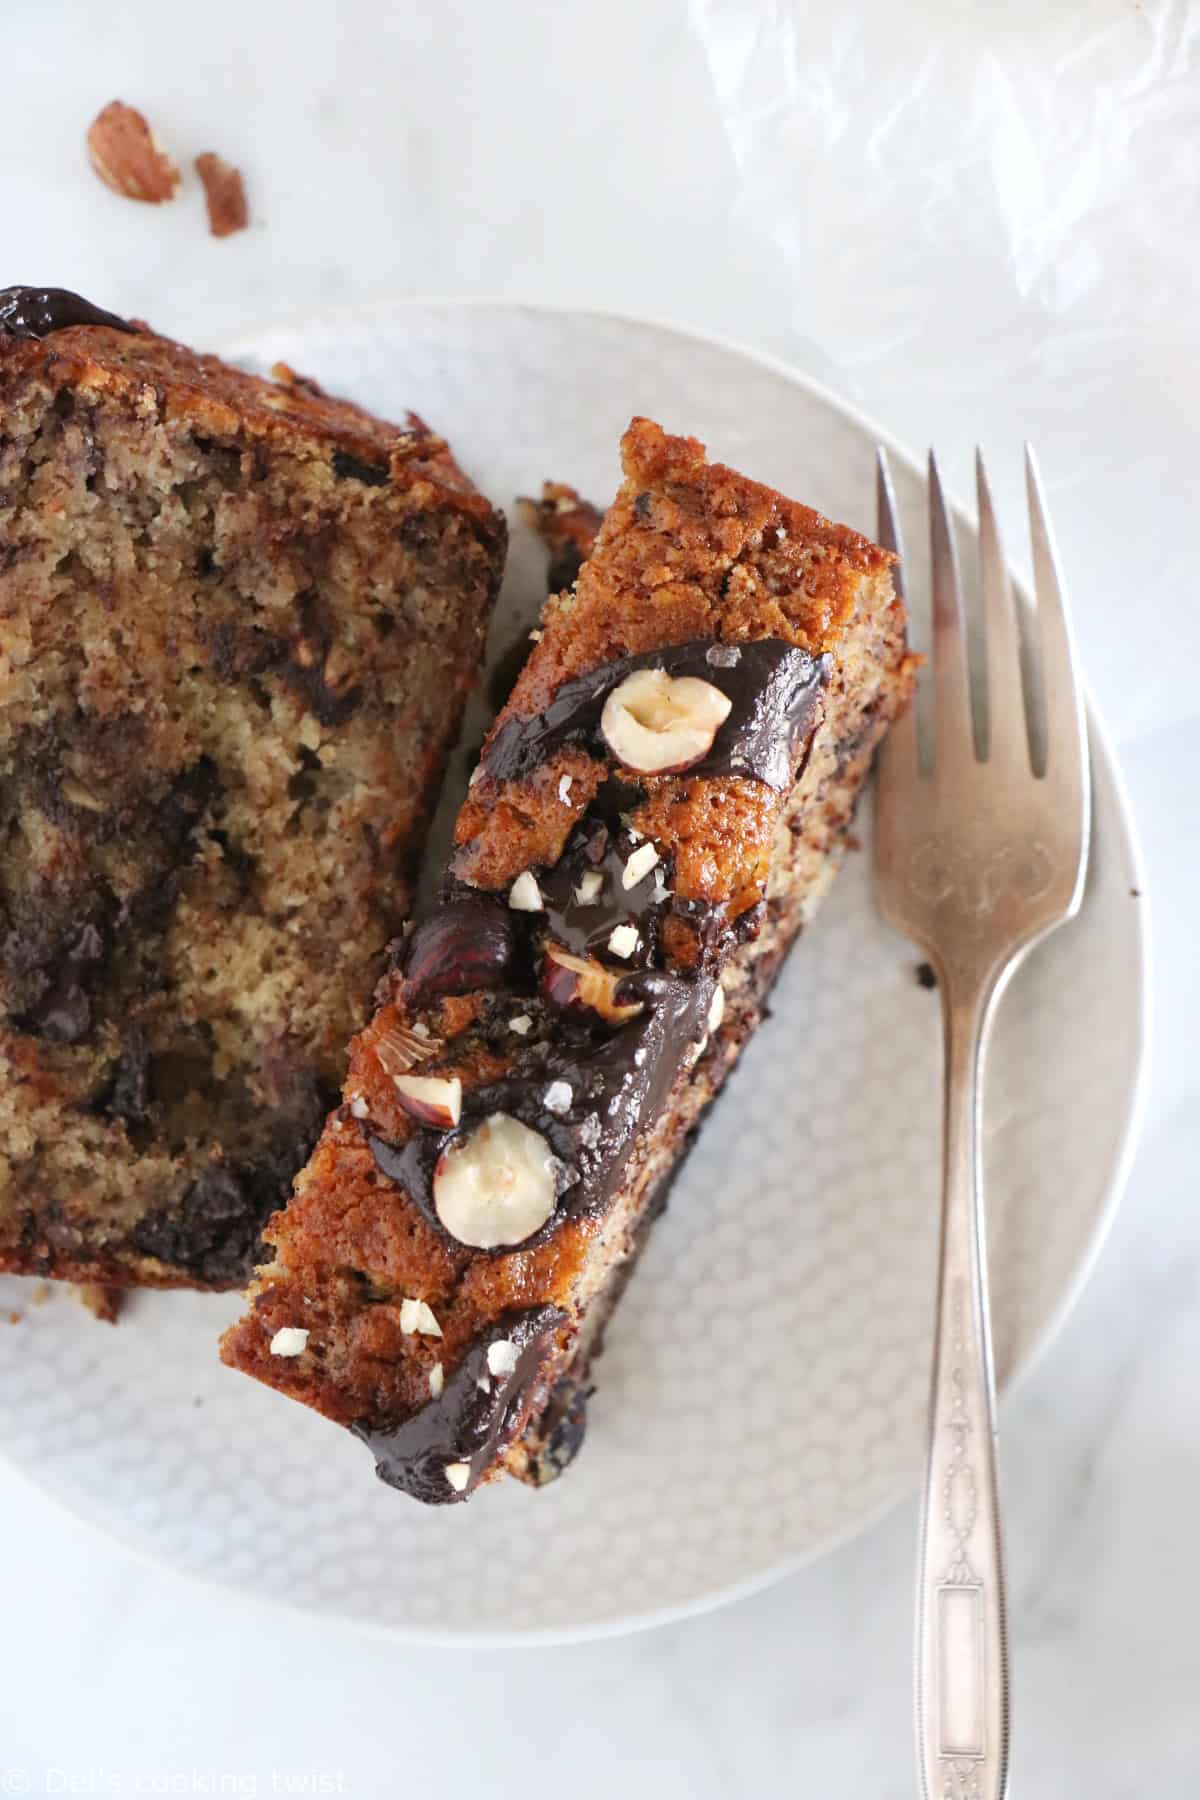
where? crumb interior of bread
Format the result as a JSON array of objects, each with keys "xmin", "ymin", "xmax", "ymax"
[{"xmin": 0, "ymin": 370, "xmax": 494, "ymax": 1282}]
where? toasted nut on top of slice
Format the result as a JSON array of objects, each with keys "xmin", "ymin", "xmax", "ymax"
[
  {"xmin": 508, "ymin": 871, "xmax": 543, "ymax": 911},
  {"xmin": 87, "ymin": 101, "xmax": 180, "ymax": 203},
  {"xmin": 541, "ymin": 943, "xmax": 643, "ymax": 1025},
  {"xmin": 434, "ymin": 1113, "xmax": 558, "ymax": 1249},
  {"xmin": 374, "ymin": 1023, "xmax": 440, "ymax": 1077},
  {"xmin": 600, "ymin": 668, "xmax": 732, "ymax": 774}
]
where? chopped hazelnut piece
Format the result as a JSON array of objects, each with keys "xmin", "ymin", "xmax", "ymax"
[{"xmin": 508, "ymin": 871, "xmax": 543, "ymax": 911}]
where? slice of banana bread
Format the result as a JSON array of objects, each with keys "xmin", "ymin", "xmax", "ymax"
[
  {"xmin": 0, "ymin": 287, "xmax": 505, "ymax": 1290},
  {"xmin": 221, "ymin": 418, "xmax": 916, "ymax": 1500}
]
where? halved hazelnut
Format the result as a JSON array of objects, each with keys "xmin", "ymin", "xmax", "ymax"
[
  {"xmin": 433, "ymin": 1112, "xmax": 558, "ymax": 1249},
  {"xmin": 600, "ymin": 668, "xmax": 732, "ymax": 774},
  {"xmin": 394, "ymin": 1074, "xmax": 462, "ymax": 1130},
  {"xmin": 541, "ymin": 943, "xmax": 643, "ymax": 1025}
]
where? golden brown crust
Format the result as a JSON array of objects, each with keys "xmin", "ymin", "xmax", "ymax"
[
  {"xmin": 453, "ymin": 418, "xmax": 896, "ymax": 913},
  {"xmin": 0, "ymin": 323, "xmax": 498, "ymax": 534},
  {"xmin": 502, "ymin": 419, "xmax": 890, "ymax": 718}
]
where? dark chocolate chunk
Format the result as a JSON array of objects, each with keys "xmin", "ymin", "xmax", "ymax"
[
  {"xmin": 130, "ymin": 1163, "xmax": 265, "ymax": 1287},
  {"xmin": 368, "ymin": 962, "xmax": 714, "ymax": 1248},
  {"xmin": 331, "ymin": 449, "xmax": 389, "ymax": 487},
  {"xmin": 92, "ymin": 1024, "xmax": 152, "ymax": 1130},
  {"xmin": 129, "ymin": 1070, "xmax": 329, "ymax": 1284},
  {"xmin": 539, "ymin": 820, "xmax": 666, "ymax": 966},
  {"xmin": 14, "ymin": 919, "xmax": 106, "ymax": 1045},
  {"xmin": 546, "ymin": 540, "xmax": 588, "ymax": 595},
  {"xmin": 0, "ymin": 286, "xmax": 133, "ymax": 340},
  {"xmin": 269, "ymin": 598, "xmax": 363, "ymax": 728},
  {"xmin": 530, "ymin": 1378, "xmax": 591, "ymax": 1485},
  {"xmin": 353, "ymin": 1306, "xmax": 567, "ymax": 1503},
  {"xmin": 481, "ymin": 637, "xmax": 829, "ymax": 794}
]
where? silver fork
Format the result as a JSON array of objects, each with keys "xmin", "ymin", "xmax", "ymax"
[{"xmin": 874, "ymin": 448, "xmax": 1091, "ymax": 1800}]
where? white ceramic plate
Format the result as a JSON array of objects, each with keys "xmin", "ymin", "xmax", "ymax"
[{"xmin": 0, "ymin": 304, "xmax": 1148, "ymax": 1644}]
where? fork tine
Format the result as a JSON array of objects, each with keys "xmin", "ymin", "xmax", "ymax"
[
  {"xmin": 975, "ymin": 449, "xmax": 1030, "ymax": 772},
  {"xmin": 875, "ymin": 446, "xmax": 905, "ymax": 578},
  {"xmin": 928, "ymin": 451, "xmax": 977, "ymax": 764},
  {"xmin": 1026, "ymin": 446, "xmax": 1090, "ymax": 891},
  {"xmin": 874, "ymin": 449, "xmax": 918, "ymax": 788}
]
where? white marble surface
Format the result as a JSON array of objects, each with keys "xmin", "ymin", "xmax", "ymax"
[{"xmin": 2, "ymin": 1, "xmax": 1196, "ymax": 1793}]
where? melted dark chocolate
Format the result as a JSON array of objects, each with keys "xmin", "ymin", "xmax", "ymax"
[
  {"xmin": 368, "ymin": 961, "xmax": 714, "ymax": 1248},
  {"xmin": 353, "ymin": 1306, "xmax": 567, "ymax": 1503},
  {"xmin": 530, "ymin": 1378, "xmax": 591, "ymax": 1485},
  {"xmin": 482, "ymin": 638, "xmax": 829, "ymax": 793},
  {"xmin": 539, "ymin": 819, "xmax": 666, "ymax": 965},
  {"xmin": 358, "ymin": 633, "xmax": 819, "ymax": 1499},
  {"xmin": 0, "ymin": 286, "xmax": 133, "ymax": 340}
]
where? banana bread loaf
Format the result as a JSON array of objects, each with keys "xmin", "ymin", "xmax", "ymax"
[
  {"xmin": 0, "ymin": 286, "xmax": 505, "ymax": 1290},
  {"xmin": 221, "ymin": 418, "xmax": 915, "ymax": 1499}
]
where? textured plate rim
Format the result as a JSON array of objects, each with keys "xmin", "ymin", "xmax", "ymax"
[{"xmin": 1, "ymin": 298, "xmax": 1152, "ymax": 1648}]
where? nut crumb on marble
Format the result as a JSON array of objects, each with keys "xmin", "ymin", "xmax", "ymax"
[
  {"xmin": 87, "ymin": 101, "xmax": 180, "ymax": 204},
  {"xmin": 195, "ymin": 151, "xmax": 249, "ymax": 238}
]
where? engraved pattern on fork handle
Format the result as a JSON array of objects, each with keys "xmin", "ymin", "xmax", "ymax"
[{"xmin": 916, "ymin": 981, "xmax": 1010, "ymax": 1800}]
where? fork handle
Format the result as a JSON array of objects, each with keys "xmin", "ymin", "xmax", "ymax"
[{"xmin": 916, "ymin": 980, "xmax": 1010, "ymax": 1800}]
